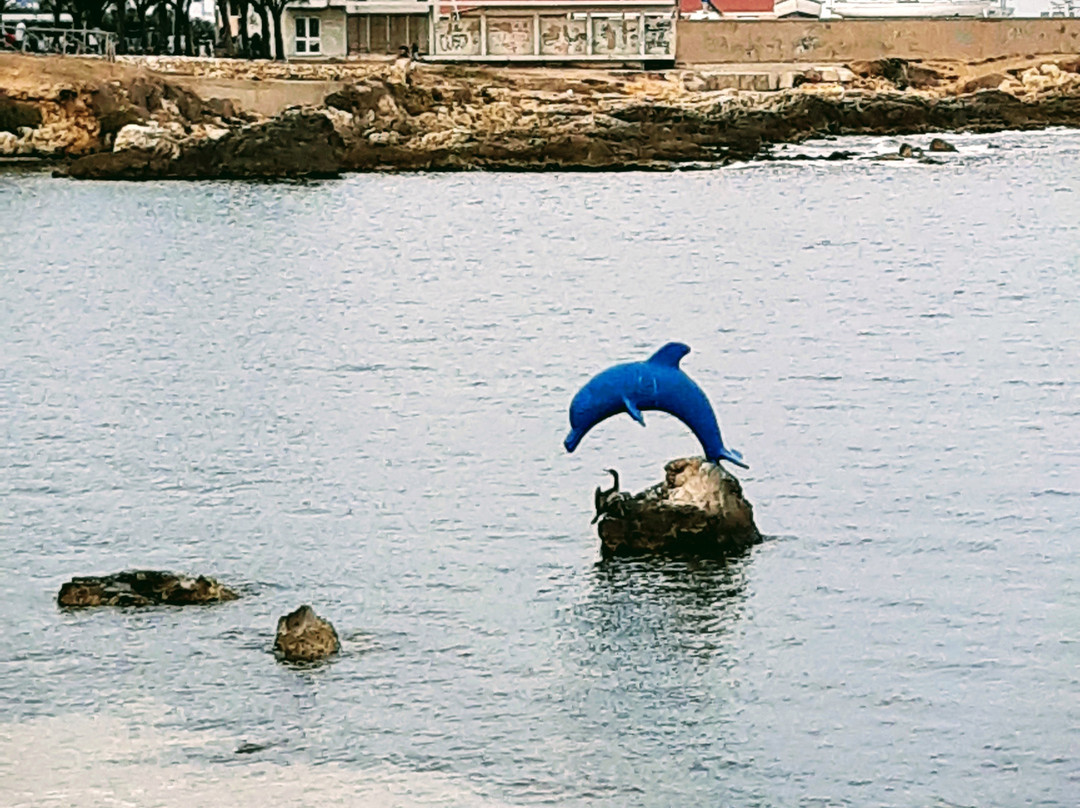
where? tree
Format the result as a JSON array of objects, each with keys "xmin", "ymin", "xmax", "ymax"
[
  {"xmin": 171, "ymin": 0, "xmax": 191, "ymax": 55},
  {"xmin": 254, "ymin": 0, "xmax": 269, "ymax": 58},
  {"xmin": 235, "ymin": 0, "xmax": 248, "ymax": 57},
  {"xmin": 131, "ymin": 0, "xmax": 155, "ymax": 52},
  {"xmin": 258, "ymin": 0, "xmax": 285, "ymax": 61},
  {"xmin": 40, "ymin": 0, "xmax": 69, "ymax": 51},
  {"xmin": 109, "ymin": 0, "xmax": 128, "ymax": 53},
  {"xmin": 42, "ymin": 0, "xmax": 68, "ymax": 30},
  {"xmin": 154, "ymin": 0, "xmax": 167, "ymax": 52},
  {"xmin": 214, "ymin": 0, "xmax": 233, "ymax": 56},
  {"xmin": 190, "ymin": 14, "xmax": 213, "ymax": 48},
  {"xmin": 72, "ymin": 0, "xmax": 110, "ymax": 29}
]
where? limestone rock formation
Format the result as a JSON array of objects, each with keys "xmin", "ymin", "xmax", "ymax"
[
  {"xmin": 57, "ymin": 570, "xmax": 239, "ymax": 607},
  {"xmin": 274, "ymin": 605, "xmax": 340, "ymax": 663},
  {"xmin": 0, "ymin": 92, "xmax": 43, "ymax": 133},
  {"xmin": 5, "ymin": 53, "xmax": 1080, "ymax": 176},
  {"xmin": 0, "ymin": 130, "xmax": 19, "ymax": 155},
  {"xmin": 65, "ymin": 110, "xmax": 345, "ymax": 180},
  {"xmin": 594, "ymin": 458, "xmax": 761, "ymax": 558},
  {"xmin": 88, "ymin": 83, "xmax": 148, "ymax": 138},
  {"xmin": 112, "ymin": 121, "xmax": 186, "ymax": 155}
]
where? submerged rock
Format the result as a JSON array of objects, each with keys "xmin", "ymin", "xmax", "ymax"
[
  {"xmin": 274, "ymin": 605, "xmax": 340, "ymax": 663},
  {"xmin": 929, "ymin": 137, "xmax": 958, "ymax": 152},
  {"xmin": 594, "ymin": 457, "xmax": 761, "ymax": 558},
  {"xmin": 57, "ymin": 570, "xmax": 239, "ymax": 607}
]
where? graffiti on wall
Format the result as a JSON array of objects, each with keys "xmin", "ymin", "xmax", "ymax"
[
  {"xmin": 590, "ymin": 16, "xmax": 638, "ymax": 55},
  {"xmin": 487, "ymin": 18, "xmax": 533, "ymax": 56},
  {"xmin": 437, "ymin": 17, "xmax": 481, "ymax": 55},
  {"xmin": 644, "ymin": 17, "xmax": 672, "ymax": 55},
  {"xmin": 435, "ymin": 14, "xmax": 672, "ymax": 58},
  {"xmin": 539, "ymin": 17, "xmax": 589, "ymax": 56}
]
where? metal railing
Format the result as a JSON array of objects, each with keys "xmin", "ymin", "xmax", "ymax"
[{"xmin": 1, "ymin": 25, "xmax": 117, "ymax": 58}]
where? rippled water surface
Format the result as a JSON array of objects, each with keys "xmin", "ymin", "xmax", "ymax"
[{"xmin": 2, "ymin": 130, "xmax": 1079, "ymax": 807}]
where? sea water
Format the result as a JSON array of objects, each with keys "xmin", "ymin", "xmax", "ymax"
[{"xmin": 1, "ymin": 130, "xmax": 1078, "ymax": 807}]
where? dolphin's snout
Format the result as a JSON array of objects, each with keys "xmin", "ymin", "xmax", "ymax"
[{"xmin": 564, "ymin": 429, "xmax": 583, "ymax": 453}]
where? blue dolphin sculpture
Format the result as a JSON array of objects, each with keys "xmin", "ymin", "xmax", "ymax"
[{"xmin": 564, "ymin": 342, "xmax": 748, "ymax": 469}]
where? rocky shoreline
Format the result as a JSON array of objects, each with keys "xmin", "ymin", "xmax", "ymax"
[{"xmin": 2, "ymin": 54, "xmax": 1079, "ymax": 178}]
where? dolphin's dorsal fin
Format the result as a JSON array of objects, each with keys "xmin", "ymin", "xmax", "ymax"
[{"xmin": 646, "ymin": 342, "xmax": 691, "ymax": 368}]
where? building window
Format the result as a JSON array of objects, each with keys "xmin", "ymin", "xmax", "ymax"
[{"xmin": 295, "ymin": 17, "xmax": 321, "ymax": 54}]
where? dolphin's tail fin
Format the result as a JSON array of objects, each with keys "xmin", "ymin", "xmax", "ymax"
[{"xmin": 717, "ymin": 446, "xmax": 749, "ymax": 470}]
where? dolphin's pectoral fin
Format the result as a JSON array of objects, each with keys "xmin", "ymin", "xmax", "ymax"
[{"xmin": 623, "ymin": 396, "xmax": 646, "ymax": 426}]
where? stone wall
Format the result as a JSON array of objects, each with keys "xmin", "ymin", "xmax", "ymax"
[{"xmin": 676, "ymin": 19, "xmax": 1080, "ymax": 64}]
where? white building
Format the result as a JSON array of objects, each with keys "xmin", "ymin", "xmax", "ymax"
[{"xmin": 218, "ymin": 0, "xmax": 433, "ymax": 58}]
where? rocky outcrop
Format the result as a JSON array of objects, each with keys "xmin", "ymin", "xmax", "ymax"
[
  {"xmin": 57, "ymin": 570, "xmax": 239, "ymax": 607},
  {"xmin": 5, "ymin": 53, "xmax": 1080, "ymax": 175},
  {"xmin": 594, "ymin": 458, "xmax": 761, "ymax": 559},
  {"xmin": 274, "ymin": 605, "xmax": 340, "ymax": 663},
  {"xmin": 88, "ymin": 82, "xmax": 148, "ymax": 138},
  {"xmin": 0, "ymin": 92, "xmax": 43, "ymax": 133},
  {"xmin": 848, "ymin": 58, "xmax": 948, "ymax": 91},
  {"xmin": 65, "ymin": 110, "xmax": 345, "ymax": 179},
  {"xmin": 303, "ymin": 69, "xmax": 1080, "ymax": 173},
  {"xmin": 0, "ymin": 54, "xmax": 247, "ymax": 159}
]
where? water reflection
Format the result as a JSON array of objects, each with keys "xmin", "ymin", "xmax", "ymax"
[
  {"xmin": 576, "ymin": 554, "xmax": 751, "ymax": 665},
  {"xmin": 550, "ymin": 552, "xmax": 755, "ymax": 734},
  {"xmin": 533, "ymin": 554, "xmax": 756, "ymax": 804}
]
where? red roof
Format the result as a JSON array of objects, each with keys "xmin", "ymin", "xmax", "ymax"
[
  {"xmin": 435, "ymin": 0, "xmax": 777, "ymax": 14},
  {"xmin": 440, "ymin": 0, "xmax": 677, "ymax": 11},
  {"xmin": 442, "ymin": 0, "xmax": 678, "ymax": 6},
  {"xmin": 680, "ymin": 0, "xmax": 774, "ymax": 11}
]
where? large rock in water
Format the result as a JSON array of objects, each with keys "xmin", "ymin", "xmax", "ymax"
[
  {"xmin": 57, "ymin": 570, "xmax": 239, "ymax": 607},
  {"xmin": 595, "ymin": 458, "xmax": 761, "ymax": 558},
  {"xmin": 274, "ymin": 605, "xmax": 340, "ymax": 663},
  {"xmin": 64, "ymin": 110, "xmax": 345, "ymax": 180}
]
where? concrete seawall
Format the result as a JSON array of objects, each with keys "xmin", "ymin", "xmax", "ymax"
[
  {"xmin": 167, "ymin": 77, "xmax": 348, "ymax": 118},
  {"xmin": 677, "ymin": 19, "xmax": 1080, "ymax": 65}
]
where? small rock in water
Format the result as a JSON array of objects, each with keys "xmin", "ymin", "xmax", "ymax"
[
  {"xmin": 57, "ymin": 570, "xmax": 239, "ymax": 608},
  {"xmin": 594, "ymin": 457, "xmax": 761, "ymax": 558},
  {"xmin": 274, "ymin": 605, "xmax": 340, "ymax": 663},
  {"xmin": 234, "ymin": 741, "xmax": 272, "ymax": 755},
  {"xmin": 898, "ymin": 142, "xmax": 917, "ymax": 158},
  {"xmin": 929, "ymin": 137, "xmax": 958, "ymax": 152}
]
